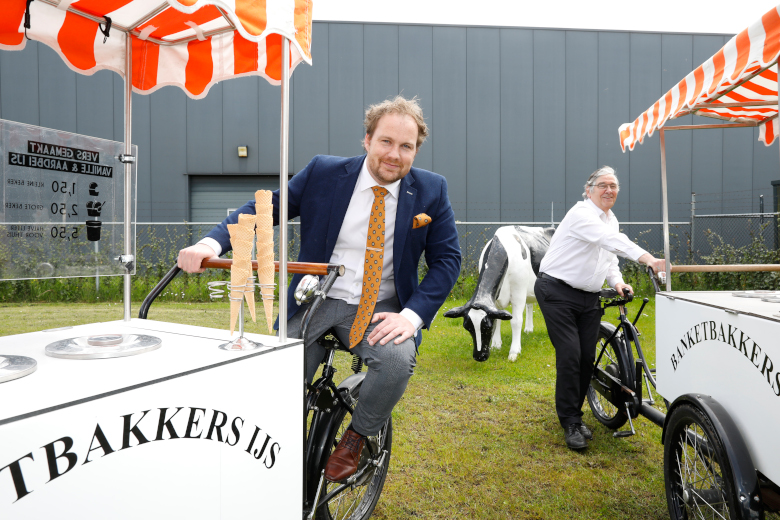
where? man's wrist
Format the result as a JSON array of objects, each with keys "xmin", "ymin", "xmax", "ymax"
[
  {"xmin": 399, "ymin": 308, "xmax": 423, "ymax": 334},
  {"xmin": 198, "ymin": 237, "xmax": 222, "ymax": 257}
]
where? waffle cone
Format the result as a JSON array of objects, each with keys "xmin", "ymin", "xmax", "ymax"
[
  {"xmin": 255, "ymin": 190, "xmax": 272, "ymax": 206},
  {"xmin": 238, "ymin": 213, "xmax": 256, "ymax": 231},
  {"xmin": 263, "ymin": 298, "xmax": 274, "ymax": 332},
  {"xmin": 230, "ymin": 299, "xmax": 241, "ymax": 336},
  {"xmin": 256, "ymin": 252, "xmax": 274, "ymax": 266},
  {"xmin": 232, "ymin": 240, "xmax": 253, "ymax": 259},
  {"xmin": 245, "ymin": 290, "xmax": 256, "ymax": 323},
  {"xmin": 256, "ymin": 228, "xmax": 274, "ymax": 242},
  {"xmin": 255, "ymin": 204, "xmax": 272, "ymax": 216},
  {"xmin": 255, "ymin": 214, "xmax": 273, "ymax": 231}
]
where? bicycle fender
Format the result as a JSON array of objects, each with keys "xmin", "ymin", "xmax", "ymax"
[
  {"xmin": 337, "ymin": 372, "xmax": 366, "ymax": 394},
  {"xmin": 308, "ymin": 373, "xmax": 367, "ymax": 477},
  {"xmin": 663, "ymin": 394, "xmax": 761, "ymax": 520}
]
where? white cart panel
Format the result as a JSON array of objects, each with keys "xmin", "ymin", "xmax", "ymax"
[
  {"xmin": 0, "ymin": 320, "xmax": 302, "ymax": 519},
  {"xmin": 656, "ymin": 292, "xmax": 780, "ymax": 485}
]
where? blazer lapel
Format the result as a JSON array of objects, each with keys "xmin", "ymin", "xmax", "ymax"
[
  {"xmin": 393, "ymin": 171, "xmax": 416, "ymax": 274},
  {"xmin": 325, "ymin": 156, "xmax": 363, "ymax": 257}
]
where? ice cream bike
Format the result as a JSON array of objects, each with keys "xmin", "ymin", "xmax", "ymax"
[
  {"xmin": 605, "ymin": 4, "xmax": 780, "ymax": 519},
  {"xmin": 0, "ymin": 1, "xmax": 338, "ymax": 518}
]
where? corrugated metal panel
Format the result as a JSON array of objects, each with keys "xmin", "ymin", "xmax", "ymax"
[
  {"xmin": 627, "ymin": 33, "xmax": 662, "ymax": 222},
  {"xmin": 565, "ymin": 31, "xmax": 598, "ymax": 209},
  {"xmin": 500, "ymin": 28, "xmax": 534, "ymax": 222},
  {"xmin": 0, "ymin": 44, "xmax": 39, "ymax": 125},
  {"xmin": 432, "ymin": 27, "xmax": 467, "ymax": 220},
  {"xmin": 597, "ymin": 32, "xmax": 630, "ymax": 217},
  {"xmin": 466, "ymin": 27, "xmax": 501, "ymax": 222},
  {"xmin": 661, "ymin": 34, "xmax": 693, "ymax": 223},
  {"xmin": 399, "ymin": 25, "xmax": 433, "ymax": 172},
  {"xmin": 187, "ymin": 83, "xmax": 224, "ymax": 175},
  {"xmin": 692, "ymin": 36, "xmax": 727, "ymax": 215},
  {"xmin": 190, "ymin": 176, "xmax": 282, "ymax": 222},
  {"xmin": 533, "ymin": 30, "xmax": 565, "ymax": 221}
]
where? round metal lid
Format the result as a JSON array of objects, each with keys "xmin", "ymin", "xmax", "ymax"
[
  {"xmin": 732, "ymin": 290, "xmax": 780, "ymax": 298},
  {"xmin": 0, "ymin": 355, "xmax": 38, "ymax": 384},
  {"xmin": 45, "ymin": 334, "xmax": 162, "ymax": 360}
]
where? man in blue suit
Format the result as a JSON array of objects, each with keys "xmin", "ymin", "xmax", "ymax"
[{"xmin": 178, "ymin": 96, "xmax": 461, "ymax": 481}]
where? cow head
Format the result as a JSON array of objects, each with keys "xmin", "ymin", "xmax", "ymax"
[{"xmin": 444, "ymin": 303, "xmax": 512, "ymax": 362}]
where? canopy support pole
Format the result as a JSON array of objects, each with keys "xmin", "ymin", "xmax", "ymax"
[
  {"xmin": 660, "ymin": 129, "xmax": 672, "ymax": 291},
  {"xmin": 123, "ymin": 35, "xmax": 133, "ymax": 321},
  {"xmin": 278, "ymin": 37, "xmax": 290, "ymax": 341}
]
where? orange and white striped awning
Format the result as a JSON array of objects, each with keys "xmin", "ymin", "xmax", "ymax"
[
  {"xmin": 0, "ymin": 0, "xmax": 313, "ymax": 99},
  {"xmin": 620, "ymin": 4, "xmax": 780, "ymax": 151}
]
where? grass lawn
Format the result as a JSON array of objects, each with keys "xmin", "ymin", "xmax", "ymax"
[{"xmin": 0, "ymin": 296, "xmax": 667, "ymax": 519}]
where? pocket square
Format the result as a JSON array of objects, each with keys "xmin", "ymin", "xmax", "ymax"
[{"xmin": 412, "ymin": 213, "xmax": 432, "ymax": 229}]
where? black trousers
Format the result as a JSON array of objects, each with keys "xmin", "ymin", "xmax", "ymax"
[{"xmin": 534, "ymin": 277, "xmax": 601, "ymax": 428}]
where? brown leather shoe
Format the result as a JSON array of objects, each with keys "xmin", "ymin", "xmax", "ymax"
[{"xmin": 324, "ymin": 429, "xmax": 366, "ymax": 482}]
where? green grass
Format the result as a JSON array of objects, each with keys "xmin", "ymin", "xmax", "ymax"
[{"xmin": 0, "ymin": 295, "xmax": 666, "ymax": 519}]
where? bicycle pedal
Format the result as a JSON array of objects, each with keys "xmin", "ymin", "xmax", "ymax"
[{"xmin": 613, "ymin": 430, "xmax": 634, "ymax": 438}]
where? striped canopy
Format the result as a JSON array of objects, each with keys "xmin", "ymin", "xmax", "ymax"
[
  {"xmin": 619, "ymin": 4, "xmax": 780, "ymax": 151},
  {"xmin": 0, "ymin": 0, "xmax": 313, "ymax": 99}
]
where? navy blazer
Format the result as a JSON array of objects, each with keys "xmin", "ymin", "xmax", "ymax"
[{"xmin": 205, "ymin": 154, "xmax": 462, "ymax": 346}]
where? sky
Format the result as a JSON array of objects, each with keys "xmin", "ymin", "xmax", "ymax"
[{"xmin": 312, "ymin": 0, "xmax": 780, "ymax": 35}]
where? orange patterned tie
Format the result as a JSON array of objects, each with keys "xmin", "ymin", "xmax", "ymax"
[{"xmin": 349, "ymin": 186, "xmax": 389, "ymax": 348}]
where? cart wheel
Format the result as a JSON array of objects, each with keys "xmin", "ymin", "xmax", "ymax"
[
  {"xmin": 664, "ymin": 404, "xmax": 739, "ymax": 520},
  {"xmin": 314, "ymin": 383, "xmax": 392, "ymax": 520},
  {"xmin": 586, "ymin": 326, "xmax": 631, "ymax": 430}
]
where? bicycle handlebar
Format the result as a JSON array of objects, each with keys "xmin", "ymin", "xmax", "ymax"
[{"xmin": 646, "ymin": 265, "xmax": 662, "ymax": 293}]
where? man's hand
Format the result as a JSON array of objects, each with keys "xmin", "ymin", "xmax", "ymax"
[
  {"xmin": 178, "ymin": 243, "xmax": 217, "ymax": 273},
  {"xmin": 638, "ymin": 253, "xmax": 667, "ymax": 275},
  {"xmin": 367, "ymin": 312, "xmax": 415, "ymax": 346},
  {"xmin": 614, "ymin": 282, "xmax": 633, "ymax": 297}
]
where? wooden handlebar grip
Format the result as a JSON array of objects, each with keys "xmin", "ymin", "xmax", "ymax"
[{"xmin": 200, "ymin": 258, "xmax": 340, "ymax": 276}]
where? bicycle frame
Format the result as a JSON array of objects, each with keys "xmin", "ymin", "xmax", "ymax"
[{"xmin": 590, "ymin": 268, "xmax": 668, "ymax": 436}]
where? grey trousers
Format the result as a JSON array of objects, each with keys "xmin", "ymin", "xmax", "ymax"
[{"xmin": 287, "ymin": 296, "xmax": 417, "ymax": 436}]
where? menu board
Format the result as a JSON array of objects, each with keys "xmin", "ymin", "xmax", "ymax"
[{"xmin": 0, "ymin": 119, "xmax": 136, "ymax": 281}]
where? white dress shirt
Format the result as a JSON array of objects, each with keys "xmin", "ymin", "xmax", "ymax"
[
  {"xmin": 200, "ymin": 158, "xmax": 423, "ymax": 331},
  {"xmin": 540, "ymin": 198, "xmax": 647, "ymax": 292}
]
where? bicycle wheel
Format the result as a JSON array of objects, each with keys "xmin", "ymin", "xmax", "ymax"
[
  {"xmin": 314, "ymin": 383, "xmax": 393, "ymax": 520},
  {"xmin": 586, "ymin": 324, "xmax": 632, "ymax": 429},
  {"xmin": 664, "ymin": 404, "xmax": 738, "ymax": 520}
]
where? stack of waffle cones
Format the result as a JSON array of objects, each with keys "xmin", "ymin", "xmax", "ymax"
[
  {"xmin": 227, "ymin": 213, "xmax": 256, "ymax": 335},
  {"xmin": 255, "ymin": 190, "xmax": 275, "ymax": 332}
]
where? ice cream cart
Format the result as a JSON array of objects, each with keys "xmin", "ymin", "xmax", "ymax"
[
  {"xmin": 0, "ymin": 1, "xmax": 316, "ymax": 517},
  {"xmin": 618, "ymin": 4, "xmax": 780, "ymax": 519}
]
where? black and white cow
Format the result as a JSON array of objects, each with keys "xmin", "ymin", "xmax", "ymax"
[{"xmin": 445, "ymin": 226, "xmax": 554, "ymax": 362}]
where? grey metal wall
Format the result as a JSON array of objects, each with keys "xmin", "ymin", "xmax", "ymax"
[{"xmin": 1, "ymin": 22, "xmax": 778, "ymax": 226}]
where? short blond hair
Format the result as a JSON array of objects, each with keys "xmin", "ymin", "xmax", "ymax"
[{"xmin": 363, "ymin": 95, "xmax": 429, "ymax": 150}]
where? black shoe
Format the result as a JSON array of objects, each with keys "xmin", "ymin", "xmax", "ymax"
[
  {"xmin": 564, "ymin": 424, "xmax": 588, "ymax": 450},
  {"xmin": 579, "ymin": 423, "xmax": 593, "ymax": 440}
]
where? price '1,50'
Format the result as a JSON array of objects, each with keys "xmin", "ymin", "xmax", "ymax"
[
  {"xmin": 50, "ymin": 202, "xmax": 78, "ymax": 217},
  {"xmin": 50, "ymin": 227, "xmax": 78, "ymax": 241}
]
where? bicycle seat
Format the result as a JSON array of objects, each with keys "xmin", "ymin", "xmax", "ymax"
[{"xmin": 316, "ymin": 328, "xmax": 351, "ymax": 353}]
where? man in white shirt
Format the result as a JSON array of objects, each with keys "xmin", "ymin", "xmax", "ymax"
[
  {"xmin": 177, "ymin": 96, "xmax": 461, "ymax": 480},
  {"xmin": 535, "ymin": 166, "xmax": 665, "ymax": 450}
]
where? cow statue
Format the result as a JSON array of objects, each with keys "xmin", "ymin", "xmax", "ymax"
[{"xmin": 445, "ymin": 226, "xmax": 554, "ymax": 362}]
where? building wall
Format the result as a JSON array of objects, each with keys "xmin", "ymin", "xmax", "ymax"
[{"xmin": 1, "ymin": 22, "xmax": 777, "ymax": 226}]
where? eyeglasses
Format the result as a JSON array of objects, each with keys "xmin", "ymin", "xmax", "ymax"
[{"xmin": 594, "ymin": 183, "xmax": 619, "ymax": 191}]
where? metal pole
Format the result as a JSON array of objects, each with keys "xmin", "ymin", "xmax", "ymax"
[
  {"xmin": 278, "ymin": 37, "xmax": 290, "ymax": 341},
  {"xmin": 660, "ymin": 129, "xmax": 672, "ymax": 291},
  {"xmin": 690, "ymin": 192, "xmax": 695, "ymax": 260},
  {"xmin": 123, "ymin": 35, "xmax": 133, "ymax": 321}
]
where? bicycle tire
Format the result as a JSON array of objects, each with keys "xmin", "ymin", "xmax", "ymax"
[
  {"xmin": 312, "ymin": 382, "xmax": 392, "ymax": 520},
  {"xmin": 664, "ymin": 404, "xmax": 739, "ymax": 520},
  {"xmin": 586, "ymin": 323, "xmax": 634, "ymax": 430}
]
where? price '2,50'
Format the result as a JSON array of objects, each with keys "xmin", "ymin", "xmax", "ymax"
[
  {"xmin": 50, "ymin": 202, "xmax": 78, "ymax": 217},
  {"xmin": 50, "ymin": 227, "xmax": 78, "ymax": 241}
]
